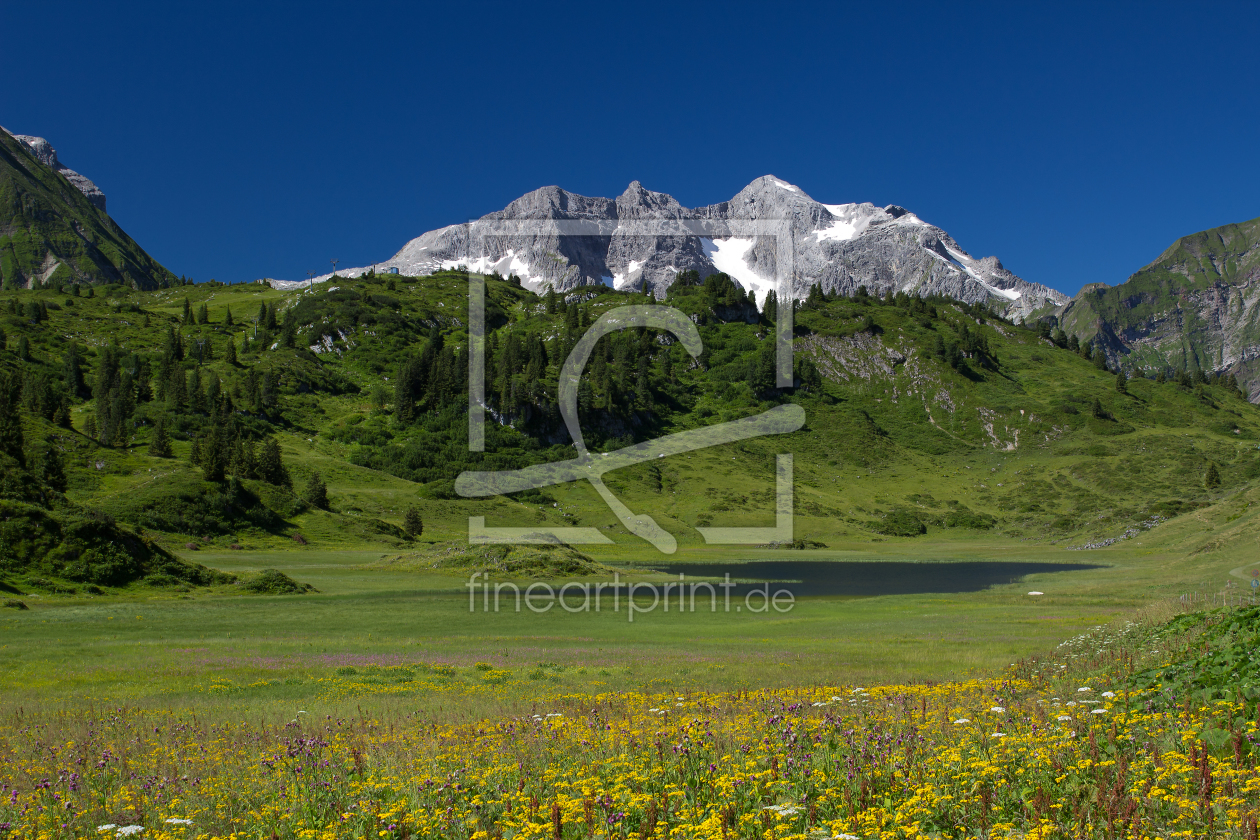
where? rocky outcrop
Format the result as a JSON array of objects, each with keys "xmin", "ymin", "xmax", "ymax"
[
  {"xmin": 289, "ymin": 176, "xmax": 1066, "ymax": 320},
  {"xmin": 1055, "ymin": 215, "xmax": 1260, "ymax": 401},
  {"xmin": 2, "ymin": 128, "xmax": 106, "ymax": 211}
]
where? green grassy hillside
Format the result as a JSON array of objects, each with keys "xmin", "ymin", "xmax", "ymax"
[
  {"xmin": 1057, "ymin": 215, "xmax": 1260, "ymax": 397},
  {"xmin": 0, "ymin": 268, "xmax": 1257, "ymax": 592},
  {"xmin": 0, "ymin": 130, "xmax": 177, "ymax": 290}
]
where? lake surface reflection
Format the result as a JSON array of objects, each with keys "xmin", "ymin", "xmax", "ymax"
[{"xmin": 645, "ymin": 560, "xmax": 1102, "ymax": 597}]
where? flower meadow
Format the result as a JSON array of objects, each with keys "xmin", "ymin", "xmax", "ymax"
[{"xmin": 2, "ymin": 609, "xmax": 1259, "ymax": 840}]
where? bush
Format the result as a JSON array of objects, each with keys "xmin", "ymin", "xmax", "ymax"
[
  {"xmin": 941, "ymin": 508, "xmax": 995, "ymax": 530},
  {"xmin": 878, "ymin": 509, "xmax": 926, "ymax": 537},
  {"xmin": 238, "ymin": 569, "xmax": 316, "ymax": 594}
]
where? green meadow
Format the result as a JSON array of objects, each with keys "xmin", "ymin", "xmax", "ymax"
[{"xmin": 3, "ymin": 273, "xmax": 1259, "ymax": 719}]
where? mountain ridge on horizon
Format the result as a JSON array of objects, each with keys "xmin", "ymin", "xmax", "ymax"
[{"xmin": 283, "ymin": 175, "xmax": 1067, "ymax": 321}]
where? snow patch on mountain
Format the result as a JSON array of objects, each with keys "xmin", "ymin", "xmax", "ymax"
[
  {"xmin": 702, "ymin": 238, "xmax": 776, "ymax": 301},
  {"xmin": 285, "ymin": 175, "xmax": 1066, "ymax": 318}
]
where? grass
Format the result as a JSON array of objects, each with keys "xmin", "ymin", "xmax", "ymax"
[
  {"xmin": 2, "ymin": 603, "xmax": 1259, "ymax": 838},
  {"xmin": 5, "ymin": 274, "xmax": 1260, "ymax": 835}
]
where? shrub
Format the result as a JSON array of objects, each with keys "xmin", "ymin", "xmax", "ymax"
[
  {"xmin": 878, "ymin": 509, "xmax": 926, "ymax": 537},
  {"xmin": 238, "ymin": 569, "xmax": 315, "ymax": 594}
]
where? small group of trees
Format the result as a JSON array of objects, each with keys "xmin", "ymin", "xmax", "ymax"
[{"xmin": 187, "ymin": 430, "xmax": 289, "ymax": 485}]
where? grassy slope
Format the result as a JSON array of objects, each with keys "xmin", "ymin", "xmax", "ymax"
[
  {"xmin": 4, "ymin": 273, "xmax": 1258, "ymax": 555},
  {"xmin": 0, "ymin": 131, "xmax": 177, "ymax": 289},
  {"xmin": 2, "ymin": 273, "xmax": 1260, "ymax": 706},
  {"xmin": 1059, "ymin": 215, "xmax": 1260, "ymax": 383}
]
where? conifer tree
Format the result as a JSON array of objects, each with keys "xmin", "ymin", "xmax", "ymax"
[
  {"xmin": 149, "ymin": 417, "xmax": 173, "ymax": 457},
  {"xmin": 182, "ymin": 297, "xmax": 192, "ymax": 325},
  {"xmin": 1205, "ymin": 462, "xmax": 1221, "ymax": 490},
  {"xmin": 403, "ymin": 507, "xmax": 424, "ymax": 537},
  {"xmin": 1115, "ymin": 371, "xmax": 1127, "ymax": 393},
  {"xmin": 1092, "ymin": 346, "xmax": 1108, "ymax": 372},
  {"xmin": 200, "ymin": 427, "xmax": 226, "ymax": 482},
  {"xmin": 0, "ymin": 371, "xmax": 24, "ymax": 467},
  {"xmin": 224, "ymin": 308, "xmax": 234, "ymax": 327},
  {"xmin": 225, "ymin": 336, "xmax": 237, "ymax": 365},
  {"xmin": 257, "ymin": 437, "xmax": 289, "ymax": 486},
  {"xmin": 40, "ymin": 444, "xmax": 67, "ymax": 493},
  {"xmin": 304, "ymin": 470, "xmax": 328, "ymax": 510}
]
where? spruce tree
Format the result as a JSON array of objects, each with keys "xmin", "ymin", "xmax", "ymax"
[
  {"xmin": 200, "ymin": 427, "xmax": 226, "ymax": 482},
  {"xmin": 1115, "ymin": 371, "xmax": 1127, "ymax": 393},
  {"xmin": 403, "ymin": 507, "xmax": 424, "ymax": 537},
  {"xmin": 40, "ymin": 445, "xmax": 67, "ymax": 493},
  {"xmin": 225, "ymin": 336, "xmax": 237, "ymax": 365},
  {"xmin": 1092, "ymin": 346, "xmax": 1108, "ymax": 372},
  {"xmin": 0, "ymin": 371, "xmax": 24, "ymax": 466},
  {"xmin": 224, "ymin": 308, "xmax": 234, "ymax": 327},
  {"xmin": 304, "ymin": 470, "xmax": 328, "ymax": 510},
  {"xmin": 257, "ymin": 437, "xmax": 289, "ymax": 486},
  {"xmin": 182, "ymin": 297, "xmax": 192, "ymax": 325},
  {"xmin": 149, "ymin": 417, "xmax": 173, "ymax": 457},
  {"xmin": 197, "ymin": 303, "xmax": 209, "ymax": 324},
  {"xmin": 1205, "ymin": 462, "xmax": 1221, "ymax": 490}
]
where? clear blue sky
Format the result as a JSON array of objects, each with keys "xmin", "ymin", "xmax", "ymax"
[{"xmin": 8, "ymin": 1, "xmax": 1260, "ymax": 295}]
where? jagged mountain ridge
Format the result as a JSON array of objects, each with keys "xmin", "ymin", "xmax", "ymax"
[
  {"xmin": 289, "ymin": 176, "xmax": 1066, "ymax": 319},
  {"xmin": 1056, "ymin": 215, "xmax": 1260, "ymax": 401},
  {"xmin": 0, "ymin": 129, "xmax": 175, "ymax": 290}
]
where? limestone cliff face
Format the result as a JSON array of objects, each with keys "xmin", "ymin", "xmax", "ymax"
[
  {"xmin": 291, "ymin": 176, "xmax": 1066, "ymax": 320},
  {"xmin": 1056, "ymin": 216, "xmax": 1260, "ymax": 401}
]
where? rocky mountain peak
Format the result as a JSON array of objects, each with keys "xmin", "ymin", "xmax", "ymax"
[
  {"xmin": 1, "ymin": 127, "xmax": 106, "ymax": 212},
  {"xmin": 289, "ymin": 176, "xmax": 1068, "ymax": 319}
]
